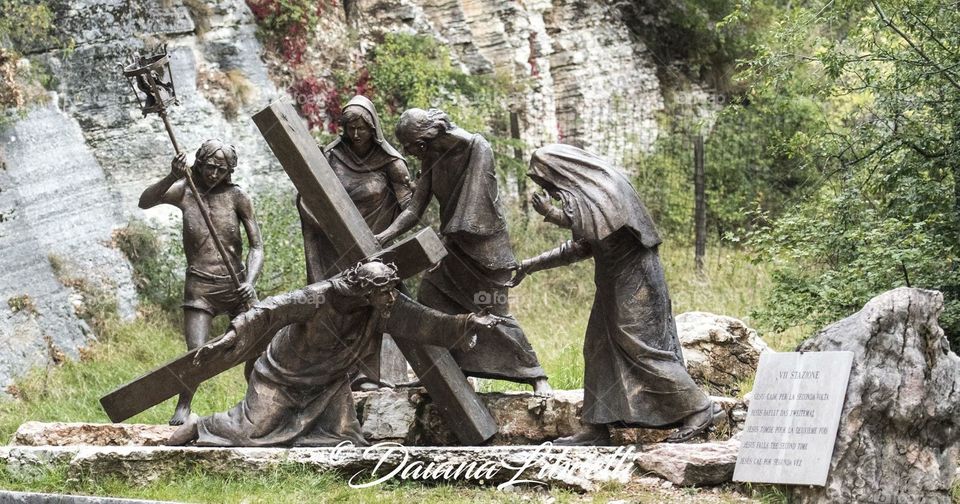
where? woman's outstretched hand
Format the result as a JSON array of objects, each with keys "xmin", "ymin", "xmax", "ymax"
[
  {"xmin": 459, "ymin": 308, "xmax": 508, "ymax": 351},
  {"xmin": 507, "ymin": 264, "xmax": 528, "ymax": 288}
]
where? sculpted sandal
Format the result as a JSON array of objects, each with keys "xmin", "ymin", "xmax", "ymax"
[{"xmin": 665, "ymin": 403, "xmax": 723, "ymax": 443}]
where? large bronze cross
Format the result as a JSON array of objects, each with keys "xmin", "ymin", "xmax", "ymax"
[
  {"xmin": 100, "ymin": 101, "xmax": 498, "ymax": 445},
  {"xmin": 251, "ymin": 101, "xmax": 497, "ymax": 445}
]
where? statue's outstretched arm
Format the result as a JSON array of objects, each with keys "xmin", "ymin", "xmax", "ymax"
[
  {"xmin": 384, "ymin": 294, "xmax": 500, "ymax": 351},
  {"xmin": 509, "ymin": 239, "xmax": 592, "ymax": 287},
  {"xmin": 196, "ymin": 282, "xmax": 329, "ymax": 362},
  {"xmin": 376, "ymin": 172, "xmax": 432, "ymax": 245},
  {"xmin": 387, "ymin": 159, "xmax": 415, "ymax": 209}
]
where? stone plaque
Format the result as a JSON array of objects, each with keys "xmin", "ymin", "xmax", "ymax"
[{"xmin": 733, "ymin": 351, "xmax": 853, "ymax": 486}]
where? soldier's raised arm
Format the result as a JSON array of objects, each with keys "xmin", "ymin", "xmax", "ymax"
[{"xmin": 139, "ymin": 152, "xmax": 188, "ymax": 209}]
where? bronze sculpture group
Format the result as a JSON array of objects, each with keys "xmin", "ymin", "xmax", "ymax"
[{"xmin": 118, "ymin": 71, "xmax": 717, "ymax": 447}]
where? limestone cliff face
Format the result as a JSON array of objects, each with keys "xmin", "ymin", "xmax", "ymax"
[
  {"xmin": 0, "ymin": 0, "xmax": 672, "ymax": 391},
  {"xmin": 352, "ymin": 0, "xmax": 664, "ymax": 161},
  {"xmin": 0, "ymin": 0, "xmax": 278, "ymax": 393}
]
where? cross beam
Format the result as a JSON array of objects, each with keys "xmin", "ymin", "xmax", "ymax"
[
  {"xmin": 252, "ymin": 100, "xmax": 497, "ymax": 445},
  {"xmin": 99, "ymin": 229, "xmax": 446, "ymax": 423}
]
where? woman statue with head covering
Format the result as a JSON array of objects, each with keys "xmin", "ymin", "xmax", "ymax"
[
  {"xmin": 297, "ymin": 95, "xmax": 414, "ymax": 390},
  {"xmin": 510, "ymin": 144, "xmax": 719, "ymax": 445}
]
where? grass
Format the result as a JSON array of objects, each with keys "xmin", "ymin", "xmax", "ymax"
[
  {"xmin": 0, "ymin": 461, "xmax": 753, "ymax": 503},
  {"xmin": 0, "ymin": 307, "xmax": 244, "ymax": 440}
]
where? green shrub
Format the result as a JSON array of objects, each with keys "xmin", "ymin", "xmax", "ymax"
[
  {"xmin": 113, "ymin": 219, "xmax": 185, "ymax": 313},
  {"xmin": 741, "ymin": 0, "xmax": 960, "ymax": 345},
  {"xmin": 252, "ymin": 188, "xmax": 307, "ymax": 297},
  {"xmin": 245, "ymin": 0, "xmax": 329, "ymax": 64},
  {"xmin": 0, "ymin": 0, "xmax": 69, "ymax": 128},
  {"xmin": 289, "ymin": 33, "xmax": 523, "ymax": 184},
  {"xmin": 365, "ymin": 33, "xmax": 521, "ymax": 180}
]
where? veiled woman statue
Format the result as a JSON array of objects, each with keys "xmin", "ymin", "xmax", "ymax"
[
  {"xmin": 510, "ymin": 144, "xmax": 719, "ymax": 445},
  {"xmin": 297, "ymin": 95, "xmax": 414, "ymax": 390}
]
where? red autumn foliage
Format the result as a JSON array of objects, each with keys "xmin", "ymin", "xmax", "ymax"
[
  {"xmin": 323, "ymin": 85, "xmax": 342, "ymax": 133},
  {"xmin": 289, "ymin": 76, "xmax": 327, "ymax": 130},
  {"xmin": 245, "ymin": 0, "xmax": 332, "ymax": 66}
]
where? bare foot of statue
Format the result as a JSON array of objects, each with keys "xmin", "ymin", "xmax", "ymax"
[
  {"xmin": 169, "ymin": 397, "xmax": 192, "ymax": 426},
  {"xmin": 553, "ymin": 423, "xmax": 610, "ymax": 446},
  {"xmin": 351, "ymin": 373, "xmax": 382, "ymax": 392},
  {"xmin": 352, "ymin": 380, "xmax": 381, "ymax": 392},
  {"xmin": 167, "ymin": 413, "xmax": 200, "ymax": 446},
  {"xmin": 665, "ymin": 403, "xmax": 722, "ymax": 443},
  {"xmin": 532, "ymin": 377, "xmax": 553, "ymax": 397}
]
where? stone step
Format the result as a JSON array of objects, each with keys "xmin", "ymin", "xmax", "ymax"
[
  {"xmin": 0, "ymin": 490, "xmax": 178, "ymax": 504},
  {"xmin": 13, "ymin": 390, "xmax": 746, "ymax": 448},
  {"xmin": 0, "ymin": 441, "xmax": 740, "ymax": 491}
]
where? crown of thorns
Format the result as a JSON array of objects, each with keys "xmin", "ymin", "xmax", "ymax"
[{"xmin": 343, "ymin": 259, "xmax": 400, "ymax": 289}]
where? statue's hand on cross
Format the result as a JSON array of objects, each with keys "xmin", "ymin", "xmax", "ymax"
[
  {"xmin": 193, "ymin": 329, "xmax": 238, "ymax": 366},
  {"xmin": 237, "ymin": 282, "xmax": 257, "ymax": 304}
]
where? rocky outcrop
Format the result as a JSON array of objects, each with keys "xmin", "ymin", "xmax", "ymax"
[
  {"xmin": 635, "ymin": 440, "xmax": 739, "ymax": 486},
  {"xmin": 676, "ymin": 312, "xmax": 769, "ymax": 396},
  {"xmin": 790, "ymin": 288, "xmax": 960, "ymax": 504},
  {"xmin": 0, "ymin": 99, "xmax": 136, "ymax": 392},
  {"xmin": 354, "ymin": 0, "xmax": 664, "ymax": 163},
  {"xmin": 45, "ymin": 0, "xmax": 280, "ymax": 213},
  {"xmin": 357, "ymin": 388, "xmax": 745, "ymax": 446},
  {"xmin": 13, "ymin": 421, "xmax": 176, "ymax": 447}
]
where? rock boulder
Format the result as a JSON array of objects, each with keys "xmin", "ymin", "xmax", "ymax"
[
  {"xmin": 16, "ymin": 391, "xmax": 747, "ymax": 448},
  {"xmin": 676, "ymin": 312, "xmax": 769, "ymax": 396},
  {"xmin": 791, "ymin": 288, "xmax": 960, "ymax": 504},
  {"xmin": 0, "ymin": 442, "xmax": 741, "ymax": 491}
]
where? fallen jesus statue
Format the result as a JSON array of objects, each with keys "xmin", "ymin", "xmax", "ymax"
[{"xmin": 167, "ymin": 259, "xmax": 502, "ymax": 447}]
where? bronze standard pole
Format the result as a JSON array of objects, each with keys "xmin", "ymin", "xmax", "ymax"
[
  {"xmin": 157, "ymin": 110, "xmax": 245, "ymax": 294},
  {"xmin": 138, "ymin": 57, "xmax": 246, "ymax": 300},
  {"xmin": 139, "ymin": 63, "xmax": 248, "ymax": 305}
]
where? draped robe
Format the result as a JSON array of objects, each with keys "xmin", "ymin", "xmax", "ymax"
[
  {"xmin": 526, "ymin": 144, "xmax": 712, "ymax": 426},
  {"xmin": 415, "ymin": 133, "xmax": 545, "ymax": 381},
  {"xmin": 297, "ymin": 96, "xmax": 413, "ymax": 384}
]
